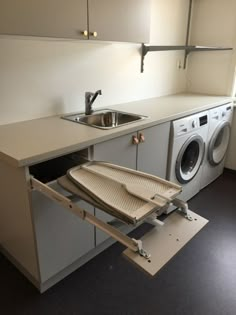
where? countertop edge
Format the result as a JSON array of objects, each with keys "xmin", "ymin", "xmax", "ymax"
[{"xmin": 1, "ymin": 94, "xmax": 233, "ymax": 168}]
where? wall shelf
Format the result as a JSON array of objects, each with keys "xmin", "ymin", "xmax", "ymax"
[
  {"xmin": 141, "ymin": 44, "xmax": 233, "ymax": 72},
  {"xmin": 140, "ymin": 0, "xmax": 233, "ymax": 73}
]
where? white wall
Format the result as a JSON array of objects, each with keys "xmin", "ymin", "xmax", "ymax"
[
  {"xmin": 0, "ymin": 0, "xmax": 189, "ymax": 126},
  {"xmin": 187, "ymin": 0, "xmax": 236, "ymax": 96},
  {"xmin": 186, "ymin": 0, "xmax": 236, "ymax": 170}
]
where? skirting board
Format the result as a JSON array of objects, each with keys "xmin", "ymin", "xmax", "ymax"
[{"xmin": 123, "ymin": 210, "xmax": 208, "ymax": 276}]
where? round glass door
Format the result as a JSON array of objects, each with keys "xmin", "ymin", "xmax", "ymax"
[
  {"xmin": 208, "ymin": 121, "xmax": 230, "ymax": 166},
  {"xmin": 175, "ymin": 135, "xmax": 205, "ymax": 184}
]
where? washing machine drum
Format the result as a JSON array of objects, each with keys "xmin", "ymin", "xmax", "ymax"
[
  {"xmin": 175, "ymin": 135, "xmax": 205, "ymax": 184},
  {"xmin": 208, "ymin": 121, "xmax": 231, "ymax": 166}
]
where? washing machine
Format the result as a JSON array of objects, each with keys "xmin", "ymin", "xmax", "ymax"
[
  {"xmin": 200, "ymin": 103, "xmax": 233, "ymax": 189},
  {"xmin": 166, "ymin": 111, "xmax": 209, "ymax": 213}
]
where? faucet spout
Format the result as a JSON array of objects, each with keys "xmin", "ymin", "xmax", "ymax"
[{"xmin": 85, "ymin": 89, "xmax": 102, "ymax": 115}]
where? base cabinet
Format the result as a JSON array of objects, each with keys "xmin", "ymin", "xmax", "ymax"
[
  {"xmin": 93, "ymin": 122, "xmax": 170, "ymax": 177},
  {"xmin": 31, "ymin": 182, "xmax": 95, "ymax": 283},
  {"xmin": 93, "ymin": 122, "xmax": 171, "ymax": 243},
  {"xmin": 0, "ymin": 121, "xmax": 170, "ymax": 290},
  {"xmin": 93, "ymin": 132, "xmax": 137, "ymax": 169},
  {"xmin": 93, "ymin": 132, "xmax": 136, "ymax": 244},
  {"xmin": 137, "ymin": 123, "xmax": 170, "ymax": 178},
  {"xmin": 95, "ymin": 208, "xmax": 115, "ymax": 245}
]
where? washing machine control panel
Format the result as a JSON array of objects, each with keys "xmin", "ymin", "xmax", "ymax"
[
  {"xmin": 210, "ymin": 108, "xmax": 220, "ymax": 121},
  {"xmin": 191, "ymin": 119, "xmax": 197, "ymax": 129},
  {"xmin": 210, "ymin": 103, "xmax": 233, "ymax": 122},
  {"xmin": 199, "ymin": 115, "xmax": 208, "ymax": 126},
  {"xmin": 221, "ymin": 103, "xmax": 233, "ymax": 120},
  {"xmin": 173, "ymin": 111, "xmax": 209, "ymax": 137}
]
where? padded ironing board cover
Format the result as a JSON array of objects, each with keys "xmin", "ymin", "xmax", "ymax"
[
  {"xmin": 57, "ymin": 175, "xmax": 130, "ymax": 223},
  {"xmin": 65, "ymin": 161, "xmax": 182, "ymax": 225}
]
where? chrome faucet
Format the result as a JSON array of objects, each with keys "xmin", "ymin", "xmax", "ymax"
[{"xmin": 85, "ymin": 89, "xmax": 102, "ymax": 115}]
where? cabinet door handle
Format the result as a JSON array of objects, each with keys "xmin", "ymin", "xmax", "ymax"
[
  {"xmin": 139, "ymin": 133, "xmax": 145, "ymax": 143},
  {"xmin": 90, "ymin": 31, "xmax": 98, "ymax": 38},
  {"xmin": 82, "ymin": 30, "xmax": 88, "ymax": 37},
  {"xmin": 132, "ymin": 135, "xmax": 139, "ymax": 145}
]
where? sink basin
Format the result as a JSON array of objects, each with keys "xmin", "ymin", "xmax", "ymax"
[{"xmin": 62, "ymin": 110, "xmax": 148, "ymax": 129}]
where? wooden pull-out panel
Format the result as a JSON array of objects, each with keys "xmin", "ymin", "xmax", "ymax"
[{"xmin": 123, "ymin": 210, "xmax": 208, "ymax": 276}]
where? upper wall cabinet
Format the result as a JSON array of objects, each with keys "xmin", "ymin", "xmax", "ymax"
[
  {"xmin": 0, "ymin": 0, "xmax": 88, "ymax": 40},
  {"xmin": 0, "ymin": 0, "xmax": 150, "ymax": 43},
  {"xmin": 88, "ymin": 0, "xmax": 150, "ymax": 43}
]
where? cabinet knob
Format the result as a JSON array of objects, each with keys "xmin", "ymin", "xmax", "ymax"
[
  {"xmin": 82, "ymin": 30, "xmax": 88, "ymax": 37},
  {"xmin": 132, "ymin": 135, "xmax": 139, "ymax": 145},
  {"xmin": 139, "ymin": 133, "xmax": 145, "ymax": 143},
  {"xmin": 90, "ymin": 31, "xmax": 98, "ymax": 37}
]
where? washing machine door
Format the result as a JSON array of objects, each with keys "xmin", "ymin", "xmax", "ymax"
[
  {"xmin": 208, "ymin": 121, "xmax": 231, "ymax": 166},
  {"xmin": 175, "ymin": 135, "xmax": 205, "ymax": 184}
]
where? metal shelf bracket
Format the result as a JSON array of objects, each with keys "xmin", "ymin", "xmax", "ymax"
[{"xmin": 140, "ymin": 0, "xmax": 233, "ymax": 73}]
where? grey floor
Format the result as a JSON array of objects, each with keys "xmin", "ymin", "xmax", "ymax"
[{"xmin": 1, "ymin": 169, "xmax": 236, "ymax": 315}]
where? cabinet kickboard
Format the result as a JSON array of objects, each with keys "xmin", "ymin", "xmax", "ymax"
[{"xmin": 123, "ymin": 210, "xmax": 208, "ymax": 276}]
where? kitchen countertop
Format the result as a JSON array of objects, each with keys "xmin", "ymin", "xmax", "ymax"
[{"xmin": 0, "ymin": 93, "xmax": 232, "ymax": 167}]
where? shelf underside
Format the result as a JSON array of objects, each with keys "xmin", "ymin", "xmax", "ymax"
[
  {"xmin": 141, "ymin": 44, "xmax": 233, "ymax": 72},
  {"xmin": 142, "ymin": 44, "xmax": 233, "ymax": 55}
]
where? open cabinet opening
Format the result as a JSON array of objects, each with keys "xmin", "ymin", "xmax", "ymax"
[{"xmin": 29, "ymin": 148, "xmax": 89, "ymax": 183}]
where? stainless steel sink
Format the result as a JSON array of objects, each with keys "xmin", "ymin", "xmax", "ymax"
[{"xmin": 62, "ymin": 109, "xmax": 148, "ymax": 129}]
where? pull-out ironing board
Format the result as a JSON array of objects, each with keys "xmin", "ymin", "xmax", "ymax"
[
  {"xmin": 63, "ymin": 161, "xmax": 182, "ymax": 224},
  {"xmin": 31, "ymin": 161, "xmax": 208, "ymax": 275}
]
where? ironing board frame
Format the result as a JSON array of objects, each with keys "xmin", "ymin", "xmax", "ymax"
[{"xmin": 31, "ymin": 176, "xmax": 192, "ymax": 259}]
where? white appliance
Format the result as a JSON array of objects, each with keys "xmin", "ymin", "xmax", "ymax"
[
  {"xmin": 167, "ymin": 111, "xmax": 209, "ymax": 212},
  {"xmin": 200, "ymin": 103, "xmax": 233, "ymax": 189}
]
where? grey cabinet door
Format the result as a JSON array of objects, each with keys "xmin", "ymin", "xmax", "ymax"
[
  {"xmin": 0, "ymin": 0, "xmax": 88, "ymax": 39},
  {"xmin": 89, "ymin": 0, "xmax": 150, "ymax": 43},
  {"xmin": 32, "ymin": 182, "xmax": 95, "ymax": 282},
  {"xmin": 93, "ymin": 132, "xmax": 137, "ymax": 169},
  {"xmin": 137, "ymin": 122, "xmax": 171, "ymax": 179},
  {"xmin": 93, "ymin": 132, "xmax": 137, "ymax": 245}
]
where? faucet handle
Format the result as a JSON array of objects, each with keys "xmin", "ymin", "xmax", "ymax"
[
  {"xmin": 85, "ymin": 91, "xmax": 94, "ymax": 97},
  {"xmin": 85, "ymin": 90, "xmax": 102, "ymax": 97},
  {"xmin": 85, "ymin": 89, "xmax": 102, "ymax": 115}
]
